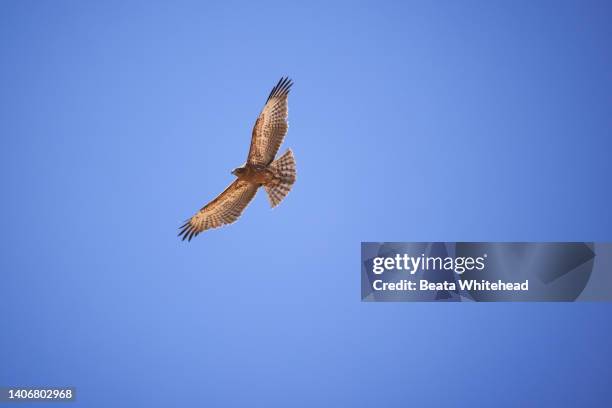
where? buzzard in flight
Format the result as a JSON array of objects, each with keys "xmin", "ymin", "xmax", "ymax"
[{"xmin": 178, "ymin": 77, "xmax": 296, "ymax": 241}]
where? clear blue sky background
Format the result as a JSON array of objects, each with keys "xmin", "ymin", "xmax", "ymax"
[{"xmin": 1, "ymin": 1, "xmax": 612, "ymax": 407}]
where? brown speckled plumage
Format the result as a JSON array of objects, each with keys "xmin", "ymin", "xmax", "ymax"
[{"xmin": 178, "ymin": 77, "xmax": 296, "ymax": 241}]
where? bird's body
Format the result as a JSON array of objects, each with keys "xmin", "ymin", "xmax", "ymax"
[
  {"xmin": 178, "ymin": 77, "xmax": 296, "ymax": 241},
  {"xmin": 232, "ymin": 163, "xmax": 275, "ymax": 185}
]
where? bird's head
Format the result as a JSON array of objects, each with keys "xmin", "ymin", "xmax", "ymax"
[{"xmin": 231, "ymin": 167, "xmax": 246, "ymax": 177}]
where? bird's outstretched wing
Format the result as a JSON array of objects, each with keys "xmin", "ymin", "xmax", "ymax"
[
  {"xmin": 247, "ymin": 77, "xmax": 292, "ymax": 166},
  {"xmin": 178, "ymin": 180, "xmax": 259, "ymax": 241}
]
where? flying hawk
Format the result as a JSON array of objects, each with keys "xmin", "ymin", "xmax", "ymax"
[{"xmin": 178, "ymin": 77, "xmax": 296, "ymax": 241}]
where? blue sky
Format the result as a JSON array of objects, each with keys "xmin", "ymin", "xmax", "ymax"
[{"xmin": 1, "ymin": 1, "xmax": 612, "ymax": 407}]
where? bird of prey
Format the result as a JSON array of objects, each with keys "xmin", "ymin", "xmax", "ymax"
[{"xmin": 178, "ymin": 77, "xmax": 296, "ymax": 241}]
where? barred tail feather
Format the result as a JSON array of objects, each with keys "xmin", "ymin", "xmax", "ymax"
[{"xmin": 265, "ymin": 149, "xmax": 296, "ymax": 208}]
